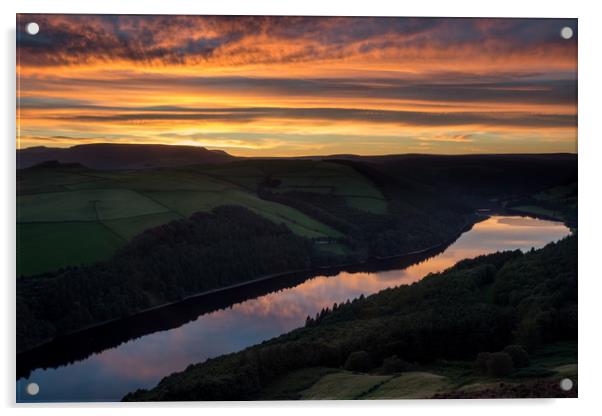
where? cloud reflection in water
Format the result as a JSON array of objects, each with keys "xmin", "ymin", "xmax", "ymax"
[{"xmin": 19, "ymin": 215, "xmax": 570, "ymax": 402}]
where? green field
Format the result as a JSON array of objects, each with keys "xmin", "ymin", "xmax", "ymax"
[
  {"xmin": 267, "ymin": 370, "xmax": 451, "ymax": 400},
  {"xmin": 103, "ymin": 212, "xmax": 183, "ymax": 240},
  {"xmin": 201, "ymin": 160, "xmax": 388, "ymax": 214},
  {"xmin": 363, "ymin": 372, "xmax": 451, "ymax": 399},
  {"xmin": 17, "ymin": 160, "xmax": 383, "ymax": 276},
  {"xmin": 65, "ymin": 169, "xmax": 233, "ymax": 192},
  {"xmin": 264, "ymin": 369, "xmax": 452, "ymax": 400},
  {"xmin": 300, "ymin": 372, "xmax": 392, "ymax": 399},
  {"xmin": 17, "ymin": 169, "xmax": 103, "ymax": 194},
  {"xmin": 144, "ymin": 189, "xmax": 342, "ymax": 239},
  {"xmin": 17, "ymin": 222, "xmax": 124, "ymax": 277},
  {"xmin": 18, "ymin": 189, "xmax": 170, "ymax": 222}
]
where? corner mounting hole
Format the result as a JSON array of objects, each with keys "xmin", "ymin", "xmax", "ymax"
[
  {"xmin": 26, "ymin": 22, "xmax": 39, "ymax": 36},
  {"xmin": 26, "ymin": 382, "xmax": 40, "ymax": 396},
  {"xmin": 560, "ymin": 26, "xmax": 573, "ymax": 40},
  {"xmin": 560, "ymin": 378, "xmax": 573, "ymax": 391}
]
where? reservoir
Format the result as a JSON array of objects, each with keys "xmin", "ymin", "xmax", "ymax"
[{"xmin": 17, "ymin": 215, "xmax": 571, "ymax": 402}]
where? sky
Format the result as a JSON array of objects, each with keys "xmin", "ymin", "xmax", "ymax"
[{"xmin": 16, "ymin": 15, "xmax": 577, "ymax": 156}]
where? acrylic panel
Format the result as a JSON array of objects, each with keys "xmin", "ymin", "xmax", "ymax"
[{"xmin": 16, "ymin": 14, "xmax": 577, "ymax": 402}]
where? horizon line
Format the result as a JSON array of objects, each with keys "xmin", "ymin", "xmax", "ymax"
[{"xmin": 16, "ymin": 142, "xmax": 578, "ymax": 159}]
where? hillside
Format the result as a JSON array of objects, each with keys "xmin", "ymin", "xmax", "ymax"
[
  {"xmin": 17, "ymin": 143, "xmax": 234, "ymax": 170},
  {"xmin": 16, "ymin": 152, "xmax": 577, "ymax": 353},
  {"xmin": 17, "ymin": 157, "xmax": 469, "ymax": 277},
  {"xmin": 16, "ymin": 157, "xmax": 471, "ymax": 351},
  {"xmin": 123, "ymin": 234, "xmax": 577, "ymax": 401}
]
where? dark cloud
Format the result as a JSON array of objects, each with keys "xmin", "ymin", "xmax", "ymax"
[
  {"xmin": 21, "ymin": 73, "xmax": 577, "ymax": 106},
  {"xmin": 47, "ymin": 105, "xmax": 575, "ymax": 129},
  {"xmin": 17, "ymin": 15, "xmax": 577, "ymax": 67}
]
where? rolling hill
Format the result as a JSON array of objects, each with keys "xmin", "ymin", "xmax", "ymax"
[{"xmin": 17, "ymin": 143, "xmax": 234, "ymax": 170}]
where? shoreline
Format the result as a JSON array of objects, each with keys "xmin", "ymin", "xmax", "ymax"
[{"xmin": 18, "ymin": 213, "xmax": 484, "ymax": 356}]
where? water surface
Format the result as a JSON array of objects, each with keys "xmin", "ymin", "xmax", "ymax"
[{"xmin": 17, "ymin": 215, "xmax": 570, "ymax": 402}]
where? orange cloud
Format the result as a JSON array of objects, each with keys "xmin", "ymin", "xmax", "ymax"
[{"xmin": 16, "ymin": 15, "xmax": 577, "ymax": 155}]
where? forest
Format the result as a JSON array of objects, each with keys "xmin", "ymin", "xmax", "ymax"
[{"xmin": 124, "ymin": 234, "xmax": 577, "ymax": 401}]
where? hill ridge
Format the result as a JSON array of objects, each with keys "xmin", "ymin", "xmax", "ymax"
[{"xmin": 17, "ymin": 143, "xmax": 235, "ymax": 170}]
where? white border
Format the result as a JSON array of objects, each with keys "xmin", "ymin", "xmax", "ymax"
[{"xmin": 3, "ymin": 1, "xmax": 601, "ymax": 415}]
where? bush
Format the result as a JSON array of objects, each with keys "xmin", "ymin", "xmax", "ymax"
[
  {"xmin": 514, "ymin": 318, "xmax": 542, "ymax": 348},
  {"xmin": 486, "ymin": 352, "xmax": 514, "ymax": 377},
  {"xmin": 475, "ymin": 352, "xmax": 491, "ymax": 374},
  {"xmin": 503, "ymin": 345, "xmax": 530, "ymax": 368},
  {"xmin": 381, "ymin": 355, "xmax": 413, "ymax": 374},
  {"xmin": 344, "ymin": 351, "xmax": 373, "ymax": 372}
]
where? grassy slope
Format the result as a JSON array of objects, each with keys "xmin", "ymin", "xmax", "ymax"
[
  {"xmin": 363, "ymin": 372, "xmax": 450, "ymax": 399},
  {"xmin": 18, "ymin": 161, "xmax": 382, "ymax": 276},
  {"xmin": 202, "ymin": 160, "xmax": 388, "ymax": 214},
  {"xmin": 259, "ymin": 342, "xmax": 576, "ymax": 400},
  {"xmin": 300, "ymin": 372, "xmax": 392, "ymax": 399},
  {"xmin": 17, "ymin": 222, "xmax": 124, "ymax": 277},
  {"xmin": 18, "ymin": 155, "xmax": 576, "ymax": 277},
  {"xmin": 509, "ymin": 181, "xmax": 577, "ymax": 223}
]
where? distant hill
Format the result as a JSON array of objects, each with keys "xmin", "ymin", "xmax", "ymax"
[
  {"xmin": 293, "ymin": 153, "xmax": 578, "ymax": 163},
  {"xmin": 17, "ymin": 143, "xmax": 235, "ymax": 169}
]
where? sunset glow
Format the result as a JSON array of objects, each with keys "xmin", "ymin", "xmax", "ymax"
[{"xmin": 17, "ymin": 15, "xmax": 577, "ymax": 156}]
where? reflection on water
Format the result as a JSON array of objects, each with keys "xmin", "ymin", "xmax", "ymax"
[{"xmin": 17, "ymin": 215, "xmax": 570, "ymax": 402}]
